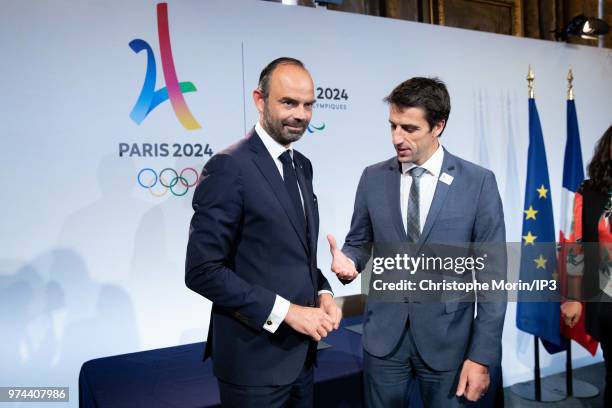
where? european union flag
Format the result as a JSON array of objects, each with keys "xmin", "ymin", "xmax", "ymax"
[{"xmin": 516, "ymin": 98, "xmax": 566, "ymax": 353}]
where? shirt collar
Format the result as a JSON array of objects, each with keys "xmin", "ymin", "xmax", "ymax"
[
  {"xmin": 401, "ymin": 143, "xmax": 444, "ymax": 177},
  {"xmin": 256, "ymin": 121, "xmax": 291, "ymax": 160}
]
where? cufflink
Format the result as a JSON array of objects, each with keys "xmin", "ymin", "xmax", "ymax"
[{"xmin": 266, "ymin": 320, "xmax": 272, "ymax": 326}]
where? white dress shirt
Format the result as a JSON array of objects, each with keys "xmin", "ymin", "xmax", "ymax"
[
  {"xmin": 255, "ymin": 122, "xmax": 333, "ymax": 333},
  {"xmin": 400, "ymin": 144, "xmax": 445, "ymax": 235}
]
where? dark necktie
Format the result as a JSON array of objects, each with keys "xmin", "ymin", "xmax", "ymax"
[
  {"xmin": 406, "ymin": 166, "xmax": 426, "ymax": 242},
  {"xmin": 279, "ymin": 150, "xmax": 306, "ymax": 226}
]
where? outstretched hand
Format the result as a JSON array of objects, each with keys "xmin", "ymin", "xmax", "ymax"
[{"xmin": 327, "ymin": 234, "xmax": 358, "ymax": 281}]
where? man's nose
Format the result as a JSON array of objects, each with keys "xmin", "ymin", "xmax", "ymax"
[
  {"xmin": 392, "ymin": 128, "xmax": 403, "ymax": 145},
  {"xmin": 293, "ymin": 105, "xmax": 309, "ymax": 122}
]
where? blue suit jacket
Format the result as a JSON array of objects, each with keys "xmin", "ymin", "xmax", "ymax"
[
  {"xmin": 342, "ymin": 149, "xmax": 507, "ymax": 370},
  {"xmin": 185, "ymin": 129, "xmax": 331, "ymax": 386}
]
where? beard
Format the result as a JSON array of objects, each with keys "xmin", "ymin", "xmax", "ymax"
[{"xmin": 262, "ymin": 104, "xmax": 308, "ymax": 146}]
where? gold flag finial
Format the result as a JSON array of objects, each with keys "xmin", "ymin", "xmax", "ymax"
[
  {"xmin": 527, "ymin": 65, "xmax": 535, "ymax": 99},
  {"xmin": 567, "ymin": 68, "xmax": 574, "ymax": 100}
]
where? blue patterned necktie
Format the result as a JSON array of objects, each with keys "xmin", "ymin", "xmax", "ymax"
[{"xmin": 406, "ymin": 167, "xmax": 426, "ymax": 242}]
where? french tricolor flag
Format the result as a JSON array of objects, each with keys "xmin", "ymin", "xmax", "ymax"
[{"xmin": 558, "ymin": 97, "xmax": 598, "ymax": 355}]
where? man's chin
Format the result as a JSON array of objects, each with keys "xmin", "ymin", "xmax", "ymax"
[
  {"xmin": 282, "ymin": 132, "xmax": 304, "ymax": 143},
  {"xmin": 268, "ymin": 129, "xmax": 302, "ymax": 146},
  {"xmin": 284, "ymin": 125, "xmax": 305, "ymax": 133},
  {"xmin": 396, "ymin": 155, "xmax": 413, "ymax": 163},
  {"xmin": 272, "ymin": 135, "xmax": 302, "ymax": 146}
]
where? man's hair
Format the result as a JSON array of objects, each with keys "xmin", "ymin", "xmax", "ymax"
[
  {"xmin": 384, "ymin": 77, "xmax": 451, "ymax": 133},
  {"xmin": 258, "ymin": 57, "xmax": 305, "ymax": 99}
]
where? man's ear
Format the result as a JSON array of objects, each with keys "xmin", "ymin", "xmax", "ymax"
[
  {"xmin": 433, "ymin": 120, "xmax": 446, "ymax": 137},
  {"xmin": 253, "ymin": 88, "xmax": 265, "ymax": 115}
]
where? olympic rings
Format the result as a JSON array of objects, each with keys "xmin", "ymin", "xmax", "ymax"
[{"xmin": 137, "ymin": 167, "xmax": 200, "ymax": 197}]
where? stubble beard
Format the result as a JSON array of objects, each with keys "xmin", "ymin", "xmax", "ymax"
[{"xmin": 262, "ymin": 104, "xmax": 306, "ymax": 146}]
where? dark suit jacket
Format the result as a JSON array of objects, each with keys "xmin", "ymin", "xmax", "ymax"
[
  {"xmin": 342, "ymin": 149, "xmax": 507, "ymax": 371},
  {"xmin": 185, "ymin": 129, "xmax": 331, "ymax": 386}
]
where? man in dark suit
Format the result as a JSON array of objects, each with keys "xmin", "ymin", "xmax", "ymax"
[
  {"xmin": 185, "ymin": 57, "xmax": 342, "ymax": 407},
  {"xmin": 327, "ymin": 77, "xmax": 507, "ymax": 407}
]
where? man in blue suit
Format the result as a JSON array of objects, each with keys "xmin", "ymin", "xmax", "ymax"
[
  {"xmin": 186, "ymin": 57, "xmax": 342, "ymax": 407},
  {"xmin": 328, "ymin": 77, "xmax": 506, "ymax": 407}
]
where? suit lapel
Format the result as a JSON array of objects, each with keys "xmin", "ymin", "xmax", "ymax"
[
  {"xmin": 385, "ymin": 160, "xmax": 408, "ymax": 240},
  {"xmin": 248, "ymin": 131, "xmax": 309, "ymax": 252},
  {"xmin": 419, "ymin": 150, "xmax": 457, "ymax": 244}
]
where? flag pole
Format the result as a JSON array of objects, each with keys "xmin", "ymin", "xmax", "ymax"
[
  {"xmin": 567, "ymin": 68, "xmax": 574, "ymax": 101},
  {"xmin": 527, "ymin": 64, "xmax": 534, "ymax": 99},
  {"xmin": 510, "ymin": 66, "xmax": 565, "ymax": 402},
  {"xmin": 534, "ymin": 336, "xmax": 542, "ymax": 401},
  {"xmin": 565, "ymin": 68, "xmax": 574, "ymax": 398},
  {"xmin": 528, "ymin": 67, "xmax": 542, "ymax": 402},
  {"xmin": 559, "ymin": 68, "xmax": 599, "ymax": 399},
  {"xmin": 566, "ymin": 339, "xmax": 573, "ymax": 396}
]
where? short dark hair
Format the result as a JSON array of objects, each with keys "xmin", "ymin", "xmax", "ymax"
[
  {"xmin": 384, "ymin": 77, "xmax": 451, "ymax": 133},
  {"xmin": 258, "ymin": 57, "xmax": 305, "ymax": 99}
]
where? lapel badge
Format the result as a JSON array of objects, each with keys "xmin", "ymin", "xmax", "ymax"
[{"xmin": 439, "ymin": 172, "xmax": 454, "ymax": 185}]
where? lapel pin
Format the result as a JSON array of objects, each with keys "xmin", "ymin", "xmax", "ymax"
[{"xmin": 439, "ymin": 172, "xmax": 454, "ymax": 185}]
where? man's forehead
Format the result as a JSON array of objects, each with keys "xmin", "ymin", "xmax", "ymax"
[
  {"xmin": 389, "ymin": 105, "xmax": 426, "ymax": 121},
  {"xmin": 270, "ymin": 65, "xmax": 312, "ymax": 87}
]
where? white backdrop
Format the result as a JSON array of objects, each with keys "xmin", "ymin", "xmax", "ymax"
[{"xmin": 1, "ymin": 0, "xmax": 611, "ymax": 404}]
